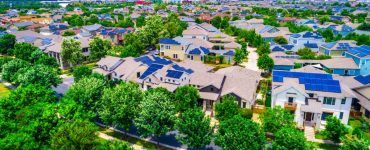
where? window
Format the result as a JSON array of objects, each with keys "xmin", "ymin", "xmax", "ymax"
[
  {"xmin": 243, "ymin": 102, "xmax": 246, "ymax": 108},
  {"xmin": 192, "ymin": 36, "xmax": 196, "ymax": 38},
  {"xmin": 323, "ymin": 97, "xmax": 336, "ymax": 105},
  {"xmin": 210, "ymin": 87, "xmax": 214, "ymax": 91},
  {"xmin": 365, "ymin": 109, "xmax": 370, "ymax": 119},
  {"xmin": 321, "ymin": 112, "xmax": 333, "ymax": 121},
  {"xmin": 148, "ymin": 78, "xmax": 151, "ymax": 82},
  {"xmin": 187, "ymin": 55, "xmax": 190, "ymax": 58},
  {"xmin": 341, "ymin": 98, "xmax": 346, "ymax": 104},
  {"xmin": 136, "ymin": 72, "xmax": 140, "ymax": 78},
  {"xmin": 173, "ymin": 54, "xmax": 178, "ymax": 59},
  {"xmin": 339, "ymin": 112, "xmax": 344, "ymax": 119},
  {"xmin": 288, "ymin": 97, "xmax": 294, "ymax": 103},
  {"xmin": 160, "ymin": 77, "xmax": 163, "ymax": 81}
]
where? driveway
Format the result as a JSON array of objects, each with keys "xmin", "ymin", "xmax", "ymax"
[
  {"xmin": 241, "ymin": 46, "xmax": 260, "ymax": 72},
  {"xmin": 52, "ymin": 75, "xmax": 74, "ymax": 95}
]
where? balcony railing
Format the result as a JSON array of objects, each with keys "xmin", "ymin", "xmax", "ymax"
[{"xmin": 284, "ymin": 102, "xmax": 297, "ymax": 111}]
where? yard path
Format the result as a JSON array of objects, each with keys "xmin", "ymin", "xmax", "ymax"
[
  {"xmin": 304, "ymin": 123, "xmax": 338, "ymax": 145},
  {"xmin": 97, "ymin": 132, "xmax": 146, "ymax": 150},
  {"xmin": 0, "ymin": 79, "xmax": 16, "ymax": 90},
  {"xmin": 241, "ymin": 46, "xmax": 260, "ymax": 71}
]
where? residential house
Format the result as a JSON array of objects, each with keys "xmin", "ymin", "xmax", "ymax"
[
  {"xmin": 276, "ymin": 17, "xmax": 297, "ymax": 24},
  {"xmin": 345, "ymin": 45, "xmax": 370, "ymax": 76},
  {"xmin": 329, "ymin": 15, "xmax": 351, "ymax": 23},
  {"xmin": 320, "ymin": 58, "xmax": 361, "ymax": 76},
  {"xmin": 319, "ymin": 40, "xmax": 357, "ymax": 57},
  {"xmin": 336, "ymin": 75, "xmax": 370, "ymax": 119},
  {"xmin": 93, "ymin": 55, "xmax": 261, "ymax": 116},
  {"xmin": 272, "ymin": 70, "xmax": 355, "ymax": 130},
  {"xmin": 97, "ymin": 27, "xmax": 135, "ymax": 45},
  {"xmin": 81, "ymin": 24, "xmax": 103, "ymax": 36},
  {"xmin": 289, "ymin": 31, "xmax": 325, "ymax": 52},
  {"xmin": 269, "ymin": 52, "xmax": 299, "ymax": 70}
]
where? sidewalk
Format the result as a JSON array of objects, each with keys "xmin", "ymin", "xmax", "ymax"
[{"xmin": 241, "ymin": 46, "xmax": 260, "ymax": 72}]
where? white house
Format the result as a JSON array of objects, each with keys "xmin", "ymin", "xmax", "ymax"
[{"xmin": 271, "ymin": 70, "xmax": 355, "ymax": 130}]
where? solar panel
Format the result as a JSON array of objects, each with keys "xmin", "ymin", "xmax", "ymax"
[
  {"xmin": 354, "ymin": 75, "xmax": 370, "ymax": 85},
  {"xmin": 166, "ymin": 70, "xmax": 184, "ymax": 79}
]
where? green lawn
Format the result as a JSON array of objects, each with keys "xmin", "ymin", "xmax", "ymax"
[
  {"xmin": 99, "ymin": 127, "xmax": 171, "ymax": 150},
  {"xmin": 0, "ymin": 83, "xmax": 10, "ymax": 98}
]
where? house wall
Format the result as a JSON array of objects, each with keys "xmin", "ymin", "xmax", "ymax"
[
  {"xmin": 319, "ymin": 96, "xmax": 352, "ymax": 125},
  {"xmin": 330, "ymin": 68, "xmax": 360, "ymax": 76},
  {"xmin": 183, "ymin": 35, "xmax": 208, "ymax": 41},
  {"xmin": 272, "ymin": 87, "xmax": 306, "ymax": 126},
  {"xmin": 345, "ymin": 53, "xmax": 370, "ymax": 75},
  {"xmin": 186, "ymin": 54, "xmax": 203, "ymax": 61},
  {"xmin": 273, "ymin": 65, "xmax": 294, "ymax": 70},
  {"xmin": 160, "ymin": 44, "xmax": 186, "ymax": 60}
]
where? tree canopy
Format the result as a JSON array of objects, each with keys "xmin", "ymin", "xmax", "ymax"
[
  {"xmin": 215, "ymin": 95, "xmax": 240, "ymax": 121},
  {"xmin": 89, "ymin": 37, "xmax": 112, "ymax": 61},
  {"xmin": 215, "ymin": 115, "xmax": 266, "ymax": 150},
  {"xmin": 175, "ymin": 108, "xmax": 212, "ymax": 148},
  {"xmin": 259, "ymin": 106, "xmax": 295, "ymax": 133},
  {"xmin": 61, "ymin": 38, "xmax": 83, "ymax": 66}
]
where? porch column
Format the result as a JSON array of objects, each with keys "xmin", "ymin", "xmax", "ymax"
[
  {"xmin": 202, "ymin": 100, "xmax": 206, "ymax": 112},
  {"xmin": 211, "ymin": 101, "xmax": 215, "ymax": 117}
]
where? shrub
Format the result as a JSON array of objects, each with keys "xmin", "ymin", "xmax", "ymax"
[{"xmin": 239, "ymin": 108, "xmax": 253, "ymax": 119}]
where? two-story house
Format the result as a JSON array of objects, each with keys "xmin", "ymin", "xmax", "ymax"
[
  {"xmin": 345, "ymin": 45, "xmax": 370, "ymax": 76},
  {"xmin": 319, "ymin": 40, "xmax": 357, "ymax": 57},
  {"xmin": 272, "ymin": 70, "xmax": 354, "ymax": 130}
]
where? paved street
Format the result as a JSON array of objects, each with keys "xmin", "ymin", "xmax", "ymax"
[{"xmin": 52, "ymin": 75, "xmax": 74, "ymax": 95}]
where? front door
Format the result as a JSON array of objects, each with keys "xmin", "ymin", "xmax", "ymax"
[{"xmin": 305, "ymin": 112, "xmax": 312, "ymax": 121}]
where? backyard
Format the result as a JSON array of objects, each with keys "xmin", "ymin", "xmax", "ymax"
[{"xmin": 0, "ymin": 83, "xmax": 10, "ymax": 98}]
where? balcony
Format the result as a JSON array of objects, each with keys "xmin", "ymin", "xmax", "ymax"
[{"xmin": 284, "ymin": 102, "xmax": 297, "ymax": 111}]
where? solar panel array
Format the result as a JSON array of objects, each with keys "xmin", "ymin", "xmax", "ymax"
[
  {"xmin": 172, "ymin": 64, "xmax": 193, "ymax": 74},
  {"xmin": 139, "ymin": 64, "xmax": 164, "ymax": 80},
  {"xmin": 354, "ymin": 75, "xmax": 370, "ymax": 85},
  {"xmin": 337, "ymin": 43, "xmax": 352, "ymax": 50},
  {"xmin": 273, "ymin": 71, "xmax": 342, "ymax": 93},
  {"xmin": 346, "ymin": 46, "xmax": 370, "ymax": 57},
  {"xmin": 166, "ymin": 70, "xmax": 184, "ymax": 79}
]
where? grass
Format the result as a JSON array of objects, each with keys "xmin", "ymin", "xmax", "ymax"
[
  {"xmin": 99, "ymin": 127, "xmax": 171, "ymax": 150},
  {"xmin": 0, "ymin": 83, "xmax": 10, "ymax": 98},
  {"xmin": 62, "ymin": 62, "xmax": 97, "ymax": 75},
  {"xmin": 315, "ymin": 131, "xmax": 327, "ymax": 140}
]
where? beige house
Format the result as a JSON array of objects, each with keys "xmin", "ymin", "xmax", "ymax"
[{"xmin": 93, "ymin": 55, "xmax": 261, "ymax": 116}]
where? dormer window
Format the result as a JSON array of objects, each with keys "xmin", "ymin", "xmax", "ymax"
[{"xmin": 136, "ymin": 72, "xmax": 140, "ymax": 78}]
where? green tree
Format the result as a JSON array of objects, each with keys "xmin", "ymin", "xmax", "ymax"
[
  {"xmin": 135, "ymin": 89, "xmax": 176, "ymax": 145},
  {"xmin": 95, "ymin": 140, "xmax": 133, "ymax": 150},
  {"xmin": 51, "ymin": 120, "xmax": 98, "ymax": 150},
  {"xmin": 257, "ymin": 54, "xmax": 274, "ymax": 72},
  {"xmin": 259, "ymin": 106, "xmax": 295, "ymax": 133},
  {"xmin": 15, "ymin": 65, "xmax": 61, "ymax": 87},
  {"xmin": 215, "ymin": 95, "xmax": 240, "ymax": 121},
  {"xmin": 120, "ymin": 45, "xmax": 142, "ymax": 58},
  {"xmin": 340, "ymin": 135, "xmax": 369, "ymax": 150},
  {"xmin": 64, "ymin": 77, "xmax": 106, "ymax": 112},
  {"xmin": 239, "ymin": 108, "xmax": 253, "ymax": 119},
  {"xmin": 323, "ymin": 116, "xmax": 349, "ymax": 143},
  {"xmin": 257, "ymin": 43, "xmax": 271, "ymax": 56},
  {"xmin": 221, "ymin": 16, "xmax": 230, "ymax": 29},
  {"xmin": 62, "ymin": 30, "xmax": 76, "ymax": 36},
  {"xmin": 140, "ymin": 15, "xmax": 164, "ymax": 46},
  {"xmin": 175, "ymin": 108, "xmax": 212, "ymax": 148},
  {"xmin": 13, "ymin": 42, "xmax": 39, "ymax": 61},
  {"xmin": 72, "ymin": 65, "xmax": 92, "ymax": 81},
  {"xmin": 174, "ymin": 85, "xmax": 200, "ymax": 112},
  {"xmin": 61, "ymin": 38, "xmax": 83, "ymax": 66},
  {"xmin": 117, "ymin": 18, "xmax": 134, "ymax": 28},
  {"xmin": 0, "ymin": 34, "xmax": 16, "ymax": 55},
  {"xmin": 30, "ymin": 50, "xmax": 59, "ymax": 68},
  {"xmin": 274, "ymin": 36, "xmax": 288, "ymax": 44},
  {"xmin": 297, "ymin": 47, "xmax": 316, "ymax": 59},
  {"xmin": 215, "ymin": 115, "xmax": 266, "ymax": 150},
  {"xmin": 211, "ymin": 16, "xmax": 222, "ymax": 29},
  {"xmin": 1, "ymin": 59, "xmax": 30, "ymax": 82},
  {"xmin": 234, "ymin": 48, "xmax": 246, "ymax": 64},
  {"xmin": 89, "ymin": 37, "xmax": 112, "ymax": 61},
  {"xmin": 273, "ymin": 127, "xmax": 309, "ymax": 150},
  {"xmin": 88, "ymin": 14, "xmax": 99, "ymax": 24},
  {"xmin": 98, "ymin": 82, "xmax": 143, "ymax": 133},
  {"xmin": 135, "ymin": 15, "xmax": 146, "ymax": 28}
]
